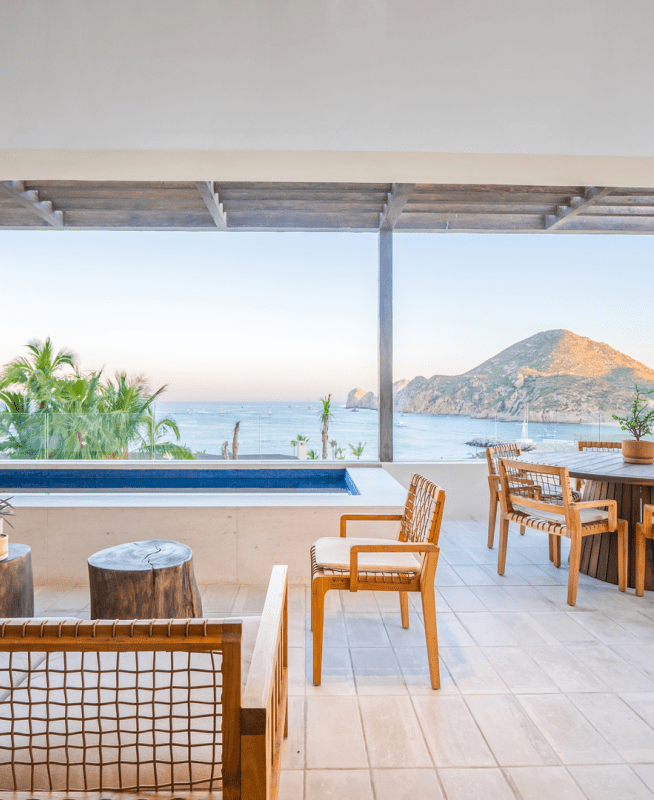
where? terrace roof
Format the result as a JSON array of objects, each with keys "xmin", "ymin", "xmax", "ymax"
[{"xmin": 2, "ymin": 181, "xmax": 654, "ymax": 234}]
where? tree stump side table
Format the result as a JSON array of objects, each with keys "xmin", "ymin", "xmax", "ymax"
[
  {"xmin": 0, "ymin": 544, "xmax": 35, "ymax": 618},
  {"xmin": 88, "ymin": 540, "xmax": 203, "ymax": 620}
]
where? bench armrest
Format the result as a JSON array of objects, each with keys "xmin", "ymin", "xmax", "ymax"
[{"xmin": 340, "ymin": 514, "xmax": 403, "ymax": 537}]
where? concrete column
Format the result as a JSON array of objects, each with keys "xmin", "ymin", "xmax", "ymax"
[{"xmin": 378, "ymin": 227, "xmax": 393, "ymax": 462}]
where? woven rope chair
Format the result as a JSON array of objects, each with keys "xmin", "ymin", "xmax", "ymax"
[
  {"xmin": 486, "ymin": 443, "xmax": 524, "ymax": 548},
  {"xmin": 497, "ymin": 458, "xmax": 628, "ymax": 606},
  {"xmin": 636, "ymin": 504, "xmax": 654, "ymax": 597},
  {"xmin": 576, "ymin": 441, "xmax": 623, "ymax": 491},
  {"xmin": 310, "ymin": 474, "xmax": 445, "ymax": 688}
]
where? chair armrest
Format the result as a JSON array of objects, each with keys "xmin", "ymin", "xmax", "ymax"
[
  {"xmin": 349, "ymin": 542, "xmax": 438, "ymax": 584},
  {"xmin": 340, "ymin": 514, "xmax": 403, "ymax": 537},
  {"xmin": 571, "ymin": 499, "xmax": 617, "ymax": 529},
  {"xmin": 644, "ymin": 504, "xmax": 654, "ymax": 533}
]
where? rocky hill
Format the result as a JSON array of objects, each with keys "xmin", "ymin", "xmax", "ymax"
[{"xmin": 350, "ymin": 330, "xmax": 654, "ymax": 424}]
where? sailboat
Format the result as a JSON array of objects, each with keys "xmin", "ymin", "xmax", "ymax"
[{"xmin": 518, "ymin": 404, "xmax": 533, "ymax": 448}]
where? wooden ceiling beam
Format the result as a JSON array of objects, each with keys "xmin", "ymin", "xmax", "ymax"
[
  {"xmin": 195, "ymin": 181, "xmax": 227, "ymax": 228},
  {"xmin": 545, "ymin": 187, "xmax": 613, "ymax": 231},
  {"xmin": 379, "ymin": 183, "xmax": 415, "ymax": 229},
  {"xmin": 0, "ymin": 181, "xmax": 64, "ymax": 228}
]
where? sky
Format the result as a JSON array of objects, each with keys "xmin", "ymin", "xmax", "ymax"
[{"xmin": 1, "ymin": 230, "xmax": 653, "ymax": 401}]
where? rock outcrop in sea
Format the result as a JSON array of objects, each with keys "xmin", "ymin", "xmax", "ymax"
[
  {"xmin": 348, "ymin": 330, "xmax": 654, "ymax": 424},
  {"xmin": 346, "ymin": 379, "xmax": 412, "ymax": 411}
]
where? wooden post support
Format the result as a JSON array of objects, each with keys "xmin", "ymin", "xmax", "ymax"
[{"xmin": 378, "ymin": 227, "xmax": 393, "ymax": 462}]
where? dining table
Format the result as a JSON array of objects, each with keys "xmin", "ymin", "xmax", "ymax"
[{"xmin": 520, "ymin": 449, "xmax": 654, "ymax": 590}]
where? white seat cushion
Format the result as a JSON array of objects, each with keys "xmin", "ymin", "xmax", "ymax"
[
  {"xmin": 0, "ymin": 615, "xmax": 262, "ymax": 792},
  {"xmin": 512, "ymin": 504, "xmax": 609, "ymax": 525},
  {"xmin": 314, "ymin": 537, "xmax": 421, "ymax": 573}
]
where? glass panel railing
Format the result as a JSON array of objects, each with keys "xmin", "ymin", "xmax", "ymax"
[{"xmin": 0, "ymin": 413, "xmax": 48, "ymax": 459}]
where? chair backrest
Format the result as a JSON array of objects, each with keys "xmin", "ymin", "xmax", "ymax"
[
  {"xmin": 578, "ymin": 441, "xmax": 622, "ymax": 452},
  {"xmin": 399, "ymin": 474, "xmax": 445, "ymax": 546},
  {"xmin": 497, "ymin": 458, "xmax": 573, "ymax": 520},
  {"xmin": 486, "ymin": 442, "xmax": 522, "ymax": 476}
]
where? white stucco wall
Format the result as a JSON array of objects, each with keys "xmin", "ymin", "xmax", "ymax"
[{"xmin": 1, "ymin": 0, "xmax": 654, "ymax": 183}]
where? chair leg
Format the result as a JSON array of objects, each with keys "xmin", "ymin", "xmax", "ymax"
[
  {"xmin": 617, "ymin": 520, "xmax": 628, "ymax": 594},
  {"xmin": 420, "ymin": 583, "xmax": 440, "ymax": 690},
  {"xmin": 312, "ymin": 581, "xmax": 326, "ymax": 686},
  {"xmin": 553, "ymin": 536, "xmax": 561, "ymax": 568},
  {"xmin": 487, "ymin": 494, "xmax": 498, "ymax": 549},
  {"xmin": 567, "ymin": 533, "xmax": 581, "ymax": 606},
  {"xmin": 497, "ymin": 516, "xmax": 509, "ymax": 576},
  {"xmin": 519, "ymin": 525, "xmax": 526, "ymax": 536},
  {"xmin": 548, "ymin": 534, "xmax": 554, "ymax": 562},
  {"xmin": 636, "ymin": 523, "xmax": 646, "ymax": 598},
  {"xmin": 400, "ymin": 591, "xmax": 410, "ymax": 628}
]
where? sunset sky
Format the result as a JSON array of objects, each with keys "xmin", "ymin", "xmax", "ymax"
[{"xmin": 2, "ymin": 230, "xmax": 653, "ymax": 401}]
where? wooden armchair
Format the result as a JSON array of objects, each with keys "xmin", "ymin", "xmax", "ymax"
[
  {"xmin": 310, "ymin": 474, "xmax": 445, "ymax": 688},
  {"xmin": 486, "ymin": 443, "xmax": 523, "ymax": 548},
  {"xmin": 636, "ymin": 504, "xmax": 654, "ymax": 597},
  {"xmin": 576, "ymin": 441, "xmax": 623, "ymax": 491},
  {"xmin": 497, "ymin": 459, "xmax": 627, "ymax": 606}
]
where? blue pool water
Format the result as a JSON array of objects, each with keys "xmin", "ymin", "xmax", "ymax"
[{"xmin": 0, "ymin": 468, "xmax": 360, "ymax": 494}]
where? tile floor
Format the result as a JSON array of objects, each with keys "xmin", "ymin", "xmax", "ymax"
[{"xmin": 34, "ymin": 518, "xmax": 654, "ymax": 800}]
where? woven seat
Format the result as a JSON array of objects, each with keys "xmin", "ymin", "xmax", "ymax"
[
  {"xmin": 310, "ymin": 474, "xmax": 445, "ymax": 689},
  {"xmin": 497, "ymin": 458, "xmax": 628, "ymax": 606}
]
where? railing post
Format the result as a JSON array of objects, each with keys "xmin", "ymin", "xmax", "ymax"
[{"xmin": 378, "ymin": 227, "xmax": 393, "ymax": 462}]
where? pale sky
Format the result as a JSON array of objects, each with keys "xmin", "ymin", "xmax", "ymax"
[{"xmin": 1, "ymin": 230, "xmax": 653, "ymax": 401}]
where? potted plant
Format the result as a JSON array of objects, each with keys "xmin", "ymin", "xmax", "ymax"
[{"xmin": 613, "ymin": 384, "xmax": 654, "ymax": 464}]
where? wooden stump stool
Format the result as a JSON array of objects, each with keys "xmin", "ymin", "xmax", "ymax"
[
  {"xmin": 88, "ymin": 540, "xmax": 202, "ymax": 620},
  {"xmin": 0, "ymin": 544, "xmax": 34, "ymax": 618}
]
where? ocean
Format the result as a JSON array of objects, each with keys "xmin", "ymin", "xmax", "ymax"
[{"xmin": 155, "ymin": 402, "xmax": 623, "ymax": 461}]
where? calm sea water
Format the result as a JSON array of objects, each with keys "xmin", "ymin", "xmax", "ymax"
[{"xmin": 156, "ymin": 402, "xmax": 623, "ymax": 461}]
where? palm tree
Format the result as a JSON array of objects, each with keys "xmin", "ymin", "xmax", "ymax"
[
  {"xmin": 318, "ymin": 394, "xmax": 333, "ymax": 459},
  {"xmin": 291, "ymin": 434, "xmax": 309, "ymax": 456},
  {"xmin": 336, "ymin": 447, "xmax": 346, "ymax": 460},
  {"xmin": 330, "ymin": 439, "xmax": 338, "ymax": 459},
  {"xmin": 232, "ymin": 421, "xmax": 241, "ymax": 459},
  {"xmin": 307, "ymin": 449, "xmax": 319, "ymax": 460},
  {"xmin": 136, "ymin": 408, "xmax": 194, "ymax": 459},
  {"xmin": 0, "ymin": 337, "xmax": 76, "ymax": 412},
  {"xmin": 349, "ymin": 442, "xmax": 366, "ymax": 460}
]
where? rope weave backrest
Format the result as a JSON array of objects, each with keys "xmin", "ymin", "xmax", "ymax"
[
  {"xmin": 0, "ymin": 619, "xmax": 241, "ymax": 794},
  {"xmin": 498, "ymin": 458, "xmax": 573, "ymax": 515},
  {"xmin": 400, "ymin": 474, "xmax": 445, "ymax": 546},
  {"xmin": 578, "ymin": 441, "xmax": 622, "ymax": 452},
  {"xmin": 486, "ymin": 443, "xmax": 522, "ymax": 476}
]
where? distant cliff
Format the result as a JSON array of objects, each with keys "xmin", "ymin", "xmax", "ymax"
[
  {"xmin": 346, "ymin": 379, "xmax": 410, "ymax": 411},
  {"xmin": 349, "ymin": 330, "xmax": 654, "ymax": 424}
]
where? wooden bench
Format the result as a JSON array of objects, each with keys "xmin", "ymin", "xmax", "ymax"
[{"xmin": 0, "ymin": 565, "xmax": 288, "ymax": 800}]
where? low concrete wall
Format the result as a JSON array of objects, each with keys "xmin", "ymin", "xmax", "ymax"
[{"xmin": 384, "ymin": 461, "xmax": 488, "ymax": 519}]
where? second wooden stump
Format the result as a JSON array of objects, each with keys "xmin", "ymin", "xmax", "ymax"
[{"xmin": 88, "ymin": 539, "xmax": 203, "ymax": 619}]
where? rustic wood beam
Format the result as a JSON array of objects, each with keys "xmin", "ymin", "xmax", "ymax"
[
  {"xmin": 195, "ymin": 181, "xmax": 227, "ymax": 228},
  {"xmin": 379, "ymin": 183, "xmax": 415, "ymax": 230},
  {"xmin": 0, "ymin": 181, "xmax": 63, "ymax": 228},
  {"xmin": 545, "ymin": 187, "xmax": 613, "ymax": 231}
]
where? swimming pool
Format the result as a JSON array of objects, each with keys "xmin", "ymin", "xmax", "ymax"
[{"xmin": 0, "ymin": 467, "xmax": 360, "ymax": 494}]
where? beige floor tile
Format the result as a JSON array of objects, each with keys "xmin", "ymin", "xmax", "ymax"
[
  {"xmin": 288, "ymin": 612, "xmax": 306, "ymax": 648},
  {"xmin": 603, "ymin": 610, "xmax": 654, "ymax": 645},
  {"xmin": 434, "ymin": 565, "xmax": 466, "ymax": 587},
  {"xmin": 306, "ymin": 611, "xmax": 348, "ymax": 649},
  {"xmin": 281, "ymin": 697, "xmax": 305, "ymax": 770},
  {"xmin": 517, "ymin": 694, "xmax": 621, "ymax": 764},
  {"xmin": 305, "ymin": 647, "xmax": 355, "ymax": 696},
  {"xmin": 440, "ymin": 647, "xmax": 509, "ymax": 694},
  {"xmin": 452, "ymin": 565, "xmax": 501, "ymax": 586},
  {"xmin": 493, "ymin": 612, "xmax": 561, "ymax": 645},
  {"xmin": 482, "ymin": 647, "xmax": 558, "ymax": 693},
  {"xmin": 568, "ymin": 693, "xmax": 654, "ymax": 763},
  {"xmin": 359, "ymin": 695, "xmax": 432, "ymax": 768},
  {"xmin": 466, "ymin": 694, "xmax": 559, "ymax": 766},
  {"xmin": 394, "ymin": 648, "xmax": 458, "ymax": 695},
  {"xmin": 372, "ymin": 769, "xmax": 444, "ymax": 799},
  {"xmin": 374, "ymin": 590, "xmax": 406, "ymax": 611},
  {"xmin": 634, "ymin": 765, "xmax": 654, "ymax": 791},
  {"xmin": 569, "ymin": 611, "xmax": 641, "ymax": 644},
  {"xmin": 435, "ymin": 613, "xmax": 476, "ymax": 647},
  {"xmin": 304, "ymin": 770, "xmax": 373, "ymax": 800},
  {"xmin": 351, "ymin": 647, "xmax": 407, "ymax": 695},
  {"xmin": 344, "ymin": 613, "xmax": 390, "ymax": 648},
  {"xmin": 481, "ymin": 564, "xmax": 531, "ymax": 586},
  {"xmin": 200, "ymin": 584, "xmax": 238, "ymax": 613},
  {"xmin": 306, "ymin": 696, "xmax": 368, "ymax": 769},
  {"xmin": 437, "ymin": 586, "xmax": 487, "ymax": 612},
  {"xmin": 412, "ymin": 695, "xmax": 495, "ymax": 767},
  {"xmin": 528, "ymin": 646, "xmax": 608, "ymax": 692},
  {"xmin": 612, "ymin": 644, "xmax": 654, "ymax": 683},
  {"xmin": 533, "ymin": 585, "xmax": 595, "ymax": 612},
  {"xmin": 567, "ymin": 643, "xmax": 654, "ymax": 692},
  {"xmin": 471, "ymin": 586, "xmax": 525, "ymax": 612},
  {"xmin": 339, "ymin": 589, "xmax": 378, "ymax": 612},
  {"xmin": 279, "ymin": 770, "xmax": 303, "ymax": 800},
  {"xmin": 288, "ymin": 584, "xmax": 305, "ymax": 615},
  {"xmin": 501, "ymin": 585, "xmax": 559, "ymax": 611},
  {"xmin": 510, "ymin": 564, "xmax": 564, "ymax": 586},
  {"xmin": 507, "ymin": 766, "xmax": 587, "ymax": 800},
  {"xmin": 568, "ymin": 765, "xmax": 654, "ymax": 800},
  {"xmin": 457, "ymin": 612, "xmax": 520, "ymax": 646},
  {"xmin": 528, "ymin": 612, "xmax": 600, "ymax": 645},
  {"xmin": 620, "ymin": 692, "xmax": 654, "ymax": 728},
  {"xmin": 381, "ymin": 609, "xmax": 427, "ymax": 648},
  {"xmin": 438, "ymin": 768, "xmax": 515, "ymax": 800},
  {"xmin": 231, "ymin": 584, "xmax": 269, "ymax": 615},
  {"xmin": 289, "ymin": 647, "xmax": 306, "ymax": 696}
]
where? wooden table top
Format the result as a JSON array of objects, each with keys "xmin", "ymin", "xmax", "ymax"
[{"xmin": 520, "ymin": 450, "xmax": 654, "ymax": 485}]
